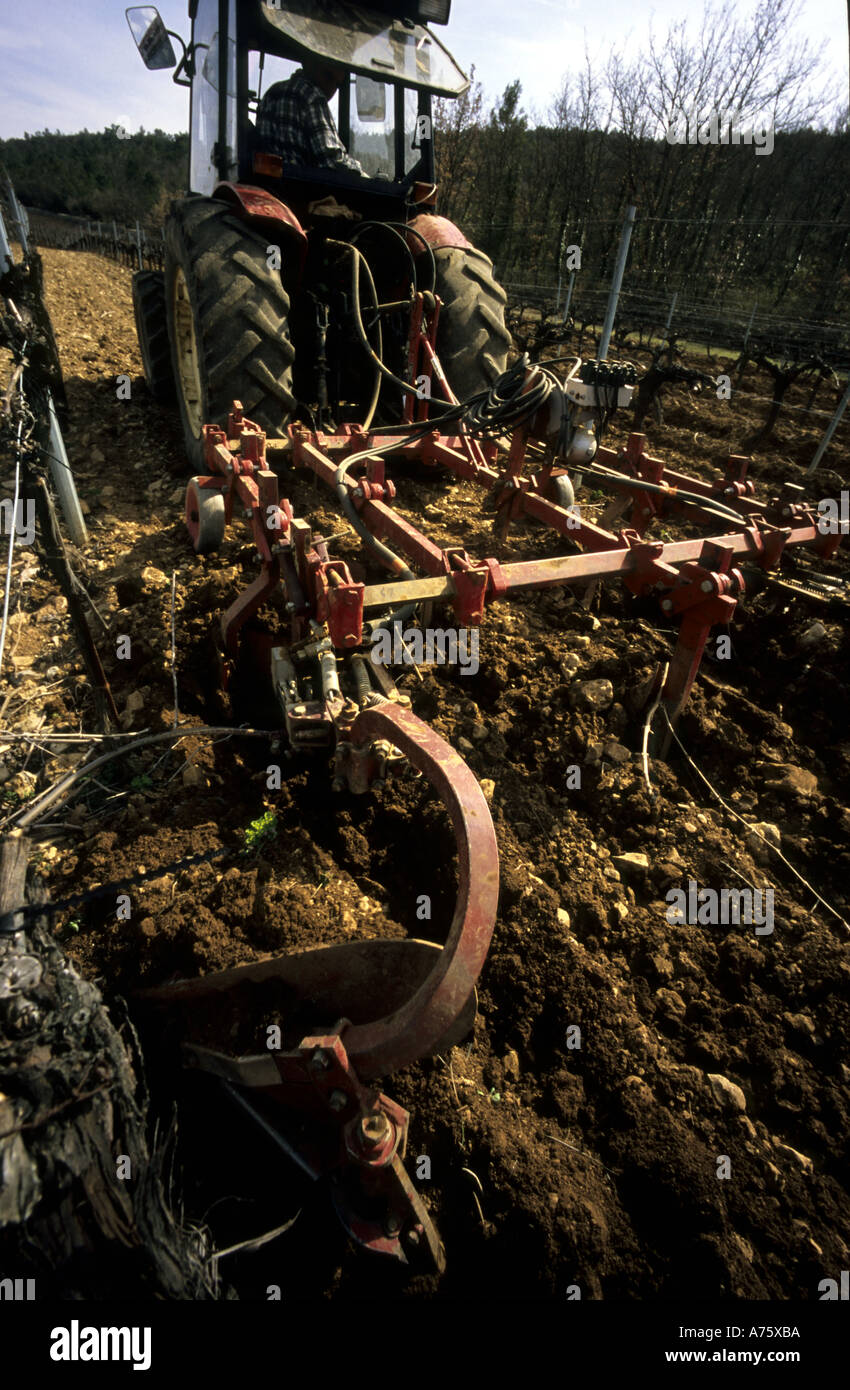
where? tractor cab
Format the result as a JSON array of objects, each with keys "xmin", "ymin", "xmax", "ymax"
[
  {"xmin": 128, "ymin": 0, "xmax": 468, "ymax": 221},
  {"xmin": 126, "ymin": 0, "xmax": 510, "ymax": 470}
]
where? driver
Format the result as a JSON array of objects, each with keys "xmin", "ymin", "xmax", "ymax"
[{"xmin": 256, "ymin": 60, "xmax": 366, "ymax": 175}]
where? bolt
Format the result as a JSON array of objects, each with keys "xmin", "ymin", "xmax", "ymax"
[
  {"xmin": 359, "ymin": 1112, "xmax": 391, "ymax": 1148},
  {"xmin": 385, "ymin": 1213, "xmax": 401, "ymax": 1236},
  {"xmin": 397, "ymin": 694, "xmax": 412, "ymax": 708},
  {"xmin": 700, "ymin": 579, "xmax": 713, "ymax": 593},
  {"xmin": 661, "ymin": 599, "xmax": 673, "ymax": 612},
  {"xmin": 243, "ymin": 508, "xmax": 253, "ymax": 518},
  {"xmin": 310, "ymin": 1050, "xmax": 331, "ymax": 1072},
  {"xmin": 328, "ymin": 1089, "xmax": 348, "ymax": 1112},
  {"xmin": 285, "ymin": 601, "xmax": 296, "ymax": 613}
]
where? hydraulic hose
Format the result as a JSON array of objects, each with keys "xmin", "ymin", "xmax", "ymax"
[
  {"xmin": 344, "ymin": 242, "xmax": 453, "ymax": 412},
  {"xmin": 578, "ymin": 460, "xmax": 753, "ymax": 528},
  {"xmin": 349, "ymin": 220, "xmax": 420, "ymax": 298}
]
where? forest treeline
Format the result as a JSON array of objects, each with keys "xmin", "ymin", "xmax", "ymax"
[
  {"xmin": 435, "ymin": 0, "xmax": 850, "ymax": 319},
  {"xmin": 0, "ymin": 128, "xmax": 188, "ymax": 226}
]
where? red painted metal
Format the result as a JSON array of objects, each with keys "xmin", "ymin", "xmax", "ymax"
[
  {"xmin": 214, "ymin": 182, "xmax": 308, "ymax": 276},
  {"xmin": 406, "ymin": 213, "xmax": 472, "ymax": 254},
  {"xmin": 214, "ymin": 182, "xmax": 307, "ymax": 242},
  {"xmin": 334, "ymin": 701, "xmax": 499, "ymax": 1078}
]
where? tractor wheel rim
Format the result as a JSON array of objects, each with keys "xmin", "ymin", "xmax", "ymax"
[{"xmin": 173, "ymin": 266, "xmax": 203, "ymax": 439}]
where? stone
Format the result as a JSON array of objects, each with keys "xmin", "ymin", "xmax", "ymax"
[
  {"xmin": 603, "ymin": 739, "xmax": 631, "ymax": 764},
  {"xmin": 146, "ymin": 875, "xmax": 173, "ymax": 894},
  {"xmin": 610, "ymin": 901, "xmax": 629, "ymax": 923},
  {"xmin": 480, "ymin": 778, "xmax": 495, "ymax": 802},
  {"xmin": 141, "ymin": 564, "xmax": 169, "ymax": 590},
  {"xmin": 651, "ymin": 953, "xmax": 674, "ymax": 980},
  {"xmin": 746, "ymin": 821, "xmax": 782, "ymax": 863},
  {"xmin": 654, "ymin": 860, "xmax": 683, "ymax": 886},
  {"xmin": 560, "ymin": 653, "xmax": 582, "ymax": 676},
  {"xmin": 797, "ymin": 621, "xmax": 826, "ymax": 651},
  {"xmin": 622, "ymin": 1075, "xmax": 654, "ymax": 1106},
  {"xmin": 612, "ymin": 851, "xmax": 650, "ymax": 874},
  {"xmin": 119, "ymin": 690, "xmax": 145, "ymax": 730},
  {"xmin": 763, "ymin": 763, "xmax": 817, "ymax": 797},
  {"xmin": 571, "ymin": 635, "xmax": 591, "ymax": 648},
  {"xmin": 470, "ymin": 722, "xmax": 489, "ymax": 743},
  {"xmin": 182, "ymin": 763, "xmax": 205, "ymax": 789},
  {"xmin": 457, "ymin": 736, "xmax": 474, "ymax": 755},
  {"xmin": 656, "ymin": 988, "xmax": 686, "ymax": 1020},
  {"xmin": 572, "ymin": 678, "xmax": 614, "ymax": 711},
  {"xmin": 773, "ymin": 1141, "xmax": 813, "ymax": 1174},
  {"xmin": 707, "ymin": 1073, "xmax": 747, "ymax": 1112},
  {"xmin": 733, "ymin": 1234, "xmax": 755, "ymax": 1264},
  {"xmin": 557, "ymin": 907, "xmax": 571, "ymax": 929},
  {"xmin": 503, "ymin": 1049, "xmax": 520, "ymax": 1081},
  {"xmin": 783, "ymin": 1012, "xmax": 815, "ymax": 1037}
]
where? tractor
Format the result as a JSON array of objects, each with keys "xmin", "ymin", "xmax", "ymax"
[{"xmin": 127, "ymin": 0, "xmax": 512, "ymax": 466}]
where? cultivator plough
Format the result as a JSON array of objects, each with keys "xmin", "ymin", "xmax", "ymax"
[{"xmin": 144, "ymin": 317, "xmax": 845, "ymax": 1271}]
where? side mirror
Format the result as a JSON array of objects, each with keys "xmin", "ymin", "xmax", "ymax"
[
  {"xmin": 355, "ymin": 76, "xmax": 387, "ymax": 123},
  {"xmin": 125, "ymin": 7, "xmax": 177, "ymax": 70}
]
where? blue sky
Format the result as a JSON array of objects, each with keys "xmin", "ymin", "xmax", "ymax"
[{"xmin": 1, "ymin": 0, "xmax": 847, "ymax": 138}]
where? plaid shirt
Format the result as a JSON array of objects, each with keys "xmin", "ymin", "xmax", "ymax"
[{"xmin": 256, "ymin": 69, "xmax": 365, "ymax": 174}]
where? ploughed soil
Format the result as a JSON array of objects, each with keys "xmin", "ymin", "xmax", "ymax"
[{"xmin": 2, "ymin": 246, "xmax": 849, "ymax": 1301}]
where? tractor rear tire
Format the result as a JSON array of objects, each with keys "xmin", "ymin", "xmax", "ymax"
[
  {"xmin": 132, "ymin": 270, "xmax": 174, "ymax": 404},
  {"xmin": 431, "ymin": 246, "xmax": 511, "ymax": 403},
  {"xmin": 164, "ymin": 196, "xmax": 296, "ymax": 471}
]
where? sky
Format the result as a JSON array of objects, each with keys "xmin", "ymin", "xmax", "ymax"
[{"xmin": 0, "ymin": 0, "xmax": 847, "ymax": 139}]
